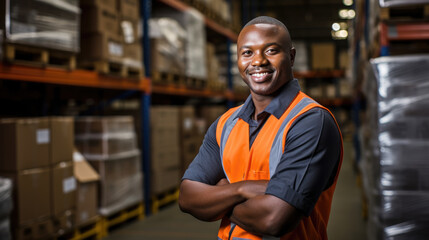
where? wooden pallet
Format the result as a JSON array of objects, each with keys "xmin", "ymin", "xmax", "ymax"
[
  {"xmin": 80, "ymin": 60, "xmax": 144, "ymax": 79},
  {"xmin": 100, "ymin": 202, "xmax": 144, "ymax": 237},
  {"xmin": 184, "ymin": 77, "xmax": 206, "ymax": 89},
  {"xmin": 4, "ymin": 44, "xmax": 76, "ymax": 70},
  {"xmin": 56, "ymin": 217, "xmax": 102, "ymax": 240},
  {"xmin": 151, "ymin": 188, "xmax": 180, "ymax": 214},
  {"xmin": 152, "ymin": 71, "xmax": 186, "ymax": 86},
  {"xmin": 380, "ymin": 4, "xmax": 429, "ymax": 21}
]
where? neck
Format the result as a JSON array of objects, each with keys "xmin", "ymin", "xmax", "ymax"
[{"xmin": 251, "ymin": 94, "xmax": 273, "ymax": 119}]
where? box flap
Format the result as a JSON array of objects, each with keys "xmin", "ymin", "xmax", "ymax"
[{"xmin": 73, "ymin": 150, "xmax": 99, "ymax": 182}]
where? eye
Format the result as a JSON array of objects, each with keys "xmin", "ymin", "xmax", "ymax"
[
  {"xmin": 241, "ymin": 50, "xmax": 252, "ymax": 57},
  {"xmin": 266, "ymin": 48, "xmax": 279, "ymax": 55}
]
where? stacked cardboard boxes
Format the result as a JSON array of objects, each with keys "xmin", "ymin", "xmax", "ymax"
[
  {"xmin": 362, "ymin": 55, "xmax": 429, "ymax": 239},
  {"xmin": 150, "ymin": 106, "xmax": 181, "ymax": 195},
  {"xmin": 79, "ymin": 0, "xmax": 123, "ymax": 63},
  {"xmin": 118, "ymin": 0, "xmax": 143, "ymax": 70},
  {"xmin": 74, "ymin": 116, "xmax": 143, "ymax": 216},
  {"xmin": 0, "ymin": 117, "xmax": 76, "ymax": 239},
  {"xmin": 311, "ymin": 42, "xmax": 336, "ymax": 70},
  {"xmin": 179, "ymin": 106, "xmax": 205, "ymax": 176}
]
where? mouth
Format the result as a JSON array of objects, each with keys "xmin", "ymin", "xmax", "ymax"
[{"xmin": 249, "ymin": 70, "xmax": 274, "ymax": 83}]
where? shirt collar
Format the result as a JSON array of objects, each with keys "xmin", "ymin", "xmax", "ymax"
[{"xmin": 235, "ymin": 79, "xmax": 301, "ymax": 122}]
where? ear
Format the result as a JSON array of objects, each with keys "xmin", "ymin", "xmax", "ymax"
[{"xmin": 289, "ymin": 47, "xmax": 296, "ymax": 67}]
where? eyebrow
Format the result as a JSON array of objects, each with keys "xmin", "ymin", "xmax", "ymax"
[{"xmin": 239, "ymin": 42, "xmax": 282, "ymax": 50}]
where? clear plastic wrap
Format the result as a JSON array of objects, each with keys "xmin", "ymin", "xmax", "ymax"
[
  {"xmin": 379, "ymin": 0, "xmax": 429, "ymax": 7},
  {"xmin": 74, "ymin": 116, "xmax": 143, "ymax": 216},
  {"xmin": 5, "ymin": 0, "xmax": 80, "ymax": 52},
  {"xmin": 88, "ymin": 151, "xmax": 143, "ymax": 216},
  {"xmin": 0, "ymin": 178, "xmax": 12, "ymax": 240},
  {"xmin": 182, "ymin": 9, "xmax": 207, "ymax": 79},
  {"xmin": 149, "ymin": 17, "xmax": 186, "ymax": 75},
  {"xmin": 363, "ymin": 55, "xmax": 429, "ymax": 239}
]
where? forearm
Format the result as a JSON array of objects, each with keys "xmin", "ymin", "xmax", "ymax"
[
  {"xmin": 179, "ymin": 179, "xmax": 245, "ymax": 221},
  {"xmin": 230, "ymin": 195, "xmax": 303, "ymax": 237}
]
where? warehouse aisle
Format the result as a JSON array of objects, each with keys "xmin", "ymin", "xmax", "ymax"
[{"xmin": 104, "ymin": 141, "xmax": 366, "ymax": 240}]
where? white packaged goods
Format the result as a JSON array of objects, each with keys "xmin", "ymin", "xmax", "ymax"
[
  {"xmin": 149, "ymin": 18, "xmax": 187, "ymax": 75},
  {"xmin": 0, "ymin": 178, "xmax": 12, "ymax": 240},
  {"xmin": 2, "ymin": 0, "xmax": 80, "ymax": 52},
  {"xmin": 379, "ymin": 0, "xmax": 429, "ymax": 7},
  {"xmin": 362, "ymin": 55, "xmax": 429, "ymax": 240}
]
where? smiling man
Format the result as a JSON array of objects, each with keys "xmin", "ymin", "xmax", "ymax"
[{"xmin": 179, "ymin": 16, "xmax": 343, "ymax": 240}]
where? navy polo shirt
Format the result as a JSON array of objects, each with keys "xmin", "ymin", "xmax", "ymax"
[{"xmin": 182, "ymin": 79, "xmax": 342, "ymax": 216}]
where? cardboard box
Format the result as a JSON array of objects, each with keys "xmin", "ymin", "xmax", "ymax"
[
  {"xmin": 81, "ymin": 6, "xmax": 119, "ymax": 36},
  {"xmin": 80, "ymin": 0, "xmax": 118, "ymax": 13},
  {"xmin": 51, "ymin": 161, "xmax": 76, "ymax": 216},
  {"xmin": 0, "ymin": 118, "xmax": 50, "ymax": 171},
  {"xmin": 74, "ymin": 150, "xmax": 99, "ymax": 226},
  {"xmin": 80, "ymin": 32, "xmax": 123, "ymax": 62},
  {"xmin": 52, "ymin": 210, "xmax": 74, "ymax": 236},
  {"xmin": 151, "ymin": 167, "xmax": 180, "ymax": 195},
  {"xmin": 118, "ymin": 0, "xmax": 140, "ymax": 20},
  {"xmin": 14, "ymin": 217, "xmax": 53, "ymax": 240},
  {"xmin": 311, "ymin": 43, "xmax": 335, "ymax": 70},
  {"xmin": 0, "ymin": 168, "xmax": 51, "ymax": 224},
  {"xmin": 179, "ymin": 106, "xmax": 196, "ymax": 138},
  {"xmin": 50, "ymin": 117, "xmax": 74, "ymax": 165},
  {"xmin": 181, "ymin": 136, "xmax": 202, "ymax": 175},
  {"xmin": 123, "ymin": 43, "xmax": 142, "ymax": 63},
  {"xmin": 150, "ymin": 38, "xmax": 186, "ymax": 75}
]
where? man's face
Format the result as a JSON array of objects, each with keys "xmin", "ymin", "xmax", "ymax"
[{"xmin": 237, "ymin": 24, "xmax": 295, "ymax": 97}]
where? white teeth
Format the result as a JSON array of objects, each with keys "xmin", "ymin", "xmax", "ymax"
[{"xmin": 253, "ymin": 72, "xmax": 268, "ymax": 77}]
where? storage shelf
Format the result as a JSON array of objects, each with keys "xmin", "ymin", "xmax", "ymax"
[
  {"xmin": 0, "ymin": 64, "xmax": 150, "ymax": 92},
  {"xmin": 381, "ymin": 22, "xmax": 429, "ymax": 42},
  {"xmin": 152, "ymin": 84, "xmax": 248, "ymax": 101},
  {"xmin": 294, "ymin": 70, "xmax": 345, "ymax": 79},
  {"xmin": 157, "ymin": 0, "xmax": 238, "ymax": 41}
]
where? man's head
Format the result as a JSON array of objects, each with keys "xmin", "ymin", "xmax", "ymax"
[{"xmin": 237, "ymin": 16, "xmax": 296, "ymax": 97}]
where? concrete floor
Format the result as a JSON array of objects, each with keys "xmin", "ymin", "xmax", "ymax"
[{"xmin": 104, "ymin": 141, "xmax": 367, "ymax": 240}]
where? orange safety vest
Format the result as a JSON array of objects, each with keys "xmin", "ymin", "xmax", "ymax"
[{"xmin": 215, "ymin": 91, "xmax": 343, "ymax": 240}]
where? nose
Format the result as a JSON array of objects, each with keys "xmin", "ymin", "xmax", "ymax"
[{"xmin": 251, "ymin": 51, "xmax": 268, "ymax": 66}]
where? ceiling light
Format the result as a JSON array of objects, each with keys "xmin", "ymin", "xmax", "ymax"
[
  {"xmin": 343, "ymin": 0, "xmax": 353, "ymax": 6},
  {"xmin": 339, "ymin": 9, "xmax": 355, "ymax": 19},
  {"xmin": 332, "ymin": 23, "xmax": 340, "ymax": 31},
  {"xmin": 331, "ymin": 30, "xmax": 348, "ymax": 40}
]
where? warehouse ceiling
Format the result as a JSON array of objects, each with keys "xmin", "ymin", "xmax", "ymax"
[{"xmin": 246, "ymin": 0, "xmax": 352, "ymax": 43}]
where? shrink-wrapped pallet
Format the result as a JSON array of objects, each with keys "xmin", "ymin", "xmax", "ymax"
[{"xmin": 362, "ymin": 55, "xmax": 429, "ymax": 239}]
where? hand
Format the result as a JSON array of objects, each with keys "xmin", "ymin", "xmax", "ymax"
[{"xmin": 216, "ymin": 178, "xmax": 230, "ymax": 186}]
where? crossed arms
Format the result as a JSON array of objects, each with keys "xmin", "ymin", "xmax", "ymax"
[{"xmin": 178, "ymin": 178, "xmax": 303, "ymax": 237}]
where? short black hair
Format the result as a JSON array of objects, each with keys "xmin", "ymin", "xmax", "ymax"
[{"xmin": 243, "ymin": 16, "xmax": 288, "ymax": 32}]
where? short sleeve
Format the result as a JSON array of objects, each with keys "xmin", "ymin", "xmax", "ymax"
[
  {"xmin": 182, "ymin": 117, "xmax": 226, "ymax": 185},
  {"xmin": 265, "ymin": 108, "xmax": 341, "ymax": 216}
]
